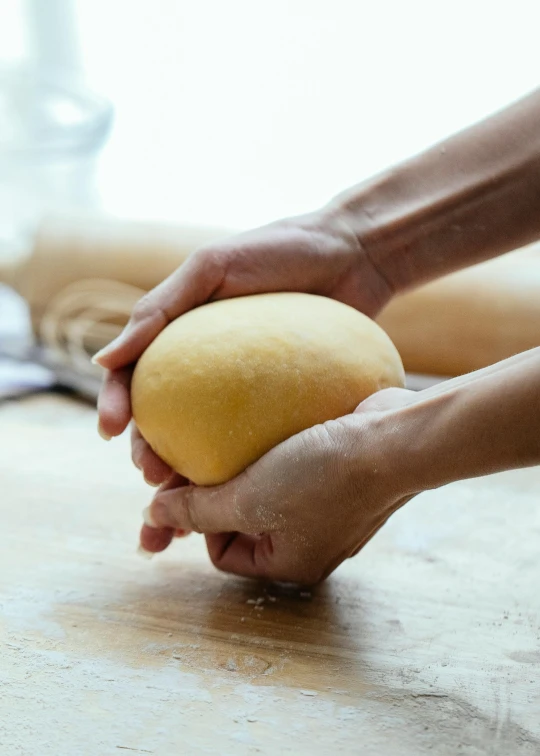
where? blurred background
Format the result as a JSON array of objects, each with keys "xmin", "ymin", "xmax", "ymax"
[
  {"xmin": 2, "ymin": 0, "xmax": 539, "ymax": 228},
  {"xmin": 0, "ymin": 0, "xmax": 539, "ymax": 397}
]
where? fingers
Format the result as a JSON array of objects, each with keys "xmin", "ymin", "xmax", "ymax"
[
  {"xmin": 145, "ymin": 463, "xmax": 280, "ymax": 535},
  {"xmin": 139, "ymin": 524, "xmax": 190, "ymax": 553},
  {"xmin": 205, "ymin": 533, "xmax": 275, "ymax": 579},
  {"xmin": 93, "ymin": 250, "xmax": 226, "ymax": 370},
  {"xmin": 140, "ymin": 468, "xmax": 331, "ymax": 583},
  {"xmin": 131, "ymin": 425, "xmax": 172, "ymax": 485},
  {"xmin": 97, "ymin": 367, "xmax": 133, "ymax": 438},
  {"xmin": 139, "ymin": 523, "xmax": 176, "ymax": 553},
  {"xmin": 150, "ymin": 472, "xmax": 191, "ymax": 496},
  {"xmin": 140, "ymin": 474, "xmax": 192, "ymax": 554},
  {"xmin": 147, "ymin": 478, "xmax": 253, "ymax": 535},
  {"xmin": 95, "ymin": 250, "xmax": 226, "ymax": 440},
  {"xmin": 205, "ymin": 533, "xmax": 325, "ymax": 585},
  {"xmin": 142, "ymin": 466, "xmax": 329, "ymax": 583}
]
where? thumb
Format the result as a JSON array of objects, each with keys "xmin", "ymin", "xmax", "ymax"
[
  {"xmin": 145, "ymin": 477, "xmax": 258, "ymax": 534},
  {"xmin": 93, "ymin": 250, "xmax": 225, "ymax": 370}
]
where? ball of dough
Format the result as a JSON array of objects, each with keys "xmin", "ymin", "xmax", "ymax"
[{"xmin": 131, "ymin": 292, "xmax": 404, "ymax": 486}]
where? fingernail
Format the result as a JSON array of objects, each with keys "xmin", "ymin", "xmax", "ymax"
[
  {"xmin": 98, "ymin": 422, "xmax": 112, "ymax": 441},
  {"xmin": 143, "ymin": 476, "xmax": 160, "ymax": 488},
  {"xmin": 91, "ymin": 348, "xmax": 108, "ymax": 365},
  {"xmin": 137, "ymin": 544, "xmax": 154, "ymax": 560},
  {"xmin": 142, "ymin": 505, "xmax": 158, "ymax": 528},
  {"xmin": 92, "ymin": 337, "xmax": 121, "ymax": 365}
]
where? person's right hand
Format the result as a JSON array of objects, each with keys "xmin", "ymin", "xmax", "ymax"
[
  {"xmin": 94, "ymin": 207, "xmax": 395, "ymax": 484},
  {"xmin": 138, "ymin": 388, "xmax": 418, "ymax": 581}
]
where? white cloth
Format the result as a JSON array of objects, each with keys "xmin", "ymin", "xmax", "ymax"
[{"xmin": 0, "ymin": 285, "xmax": 54, "ymax": 399}]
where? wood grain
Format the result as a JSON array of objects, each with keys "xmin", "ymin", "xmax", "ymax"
[{"xmin": 1, "ymin": 394, "xmax": 539, "ymax": 755}]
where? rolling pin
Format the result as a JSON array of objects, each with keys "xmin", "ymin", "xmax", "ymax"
[
  {"xmin": 376, "ymin": 245, "xmax": 540, "ymax": 376},
  {"xmin": 0, "ymin": 214, "xmax": 232, "ymax": 331},
  {"xmin": 0, "ymin": 214, "xmax": 539, "ymax": 379}
]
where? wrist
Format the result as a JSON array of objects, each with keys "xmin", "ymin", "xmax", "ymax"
[
  {"xmin": 316, "ymin": 199, "xmax": 395, "ymax": 317},
  {"xmin": 328, "ymin": 89, "xmax": 540, "ymax": 298},
  {"xmin": 383, "ymin": 388, "xmax": 460, "ymax": 494},
  {"xmin": 348, "ymin": 386, "xmax": 457, "ymax": 500},
  {"xmin": 379, "ymin": 349, "xmax": 540, "ymax": 492},
  {"xmin": 364, "ymin": 384, "xmax": 488, "ymax": 495},
  {"xmin": 327, "ymin": 170, "xmax": 422, "ymax": 297},
  {"xmin": 341, "ymin": 390, "xmax": 427, "ymax": 505}
]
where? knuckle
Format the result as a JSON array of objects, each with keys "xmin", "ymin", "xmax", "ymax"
[
  {"xmin": 250, "ymin": 536, "xmax": 273, "ymax": 577},
  {"xmin": 209, "ymin": 552, "xmax": 228, "ymax": 572},
  {"xmin": 183, "ymin": 487, "xmax": 202, "ymax": 533},
  {"xmin": 190, "ymin": 246, "xmax": 219, "ymax": 273},
  {"xmin": 193, "ymin": 245, "xmax": 230, "ymax": 284},
  {"xmin": 130, "ymin": 293, "xmax": 155, "ymax": 324}
]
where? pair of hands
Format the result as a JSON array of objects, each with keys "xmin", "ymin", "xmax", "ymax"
[{"xmin": 96, "ymin": 208, "xmax": 415, "ymax": 584}]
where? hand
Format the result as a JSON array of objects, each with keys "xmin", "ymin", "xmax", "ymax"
[
  {"xmin": 139, "ymin": 347, "xmax": 540, "ymax": 582},
  {"xmin": 139, "ymin": 388, "xmax": 416, "ymax": 585},
  {"xmin": 95, "ymin": 208, "xmax": 394, "ymax": 484}
]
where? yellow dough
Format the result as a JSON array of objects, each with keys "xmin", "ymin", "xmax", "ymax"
[{"xmin": 131, "ymin": 292, "xmax": 404, "ymax": 486}]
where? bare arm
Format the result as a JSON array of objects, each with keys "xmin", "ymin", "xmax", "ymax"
[
  {"xmin": 333, "ymin": 87, "xmax": 540, "ymax": 294},
  {"xmin": 387, "ymin": 348, "xmax": 540, "ymax": 492}
]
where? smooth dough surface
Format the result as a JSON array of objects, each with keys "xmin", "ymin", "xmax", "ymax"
[{"xmin": 131, "ymin": 292, "xmax": 404, "ymax": 486}]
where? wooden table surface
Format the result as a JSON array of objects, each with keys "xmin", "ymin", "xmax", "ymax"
[{"xmin": 1, "ymin": 393, "xmax": 539, "ymax": 755}]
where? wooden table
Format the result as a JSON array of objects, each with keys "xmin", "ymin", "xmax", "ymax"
[{"xmin": 1, "ymin": 394, "xmax": 539, "ymax": 755}]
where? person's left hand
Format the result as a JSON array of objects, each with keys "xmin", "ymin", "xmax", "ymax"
[
  {"xmin": 95, "ymin": 208, "xmax": 394, "ymax": 483},
  {"xmin": 139, "ymin": 388, "xmax": 417, "ymax": 585}
]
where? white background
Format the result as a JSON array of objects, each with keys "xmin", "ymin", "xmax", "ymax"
[{"xmin": 1, "ymin": 0, "xmax": 539, "ymax": 229}]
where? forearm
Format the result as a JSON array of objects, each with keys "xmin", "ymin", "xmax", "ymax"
[
  {"xmin": 395, "ymin": 348, "xmax": 540, "ymax": 492},
  {"xmin": 332, "ymin": 88, "xmax": 540, "ymax": 293}
]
